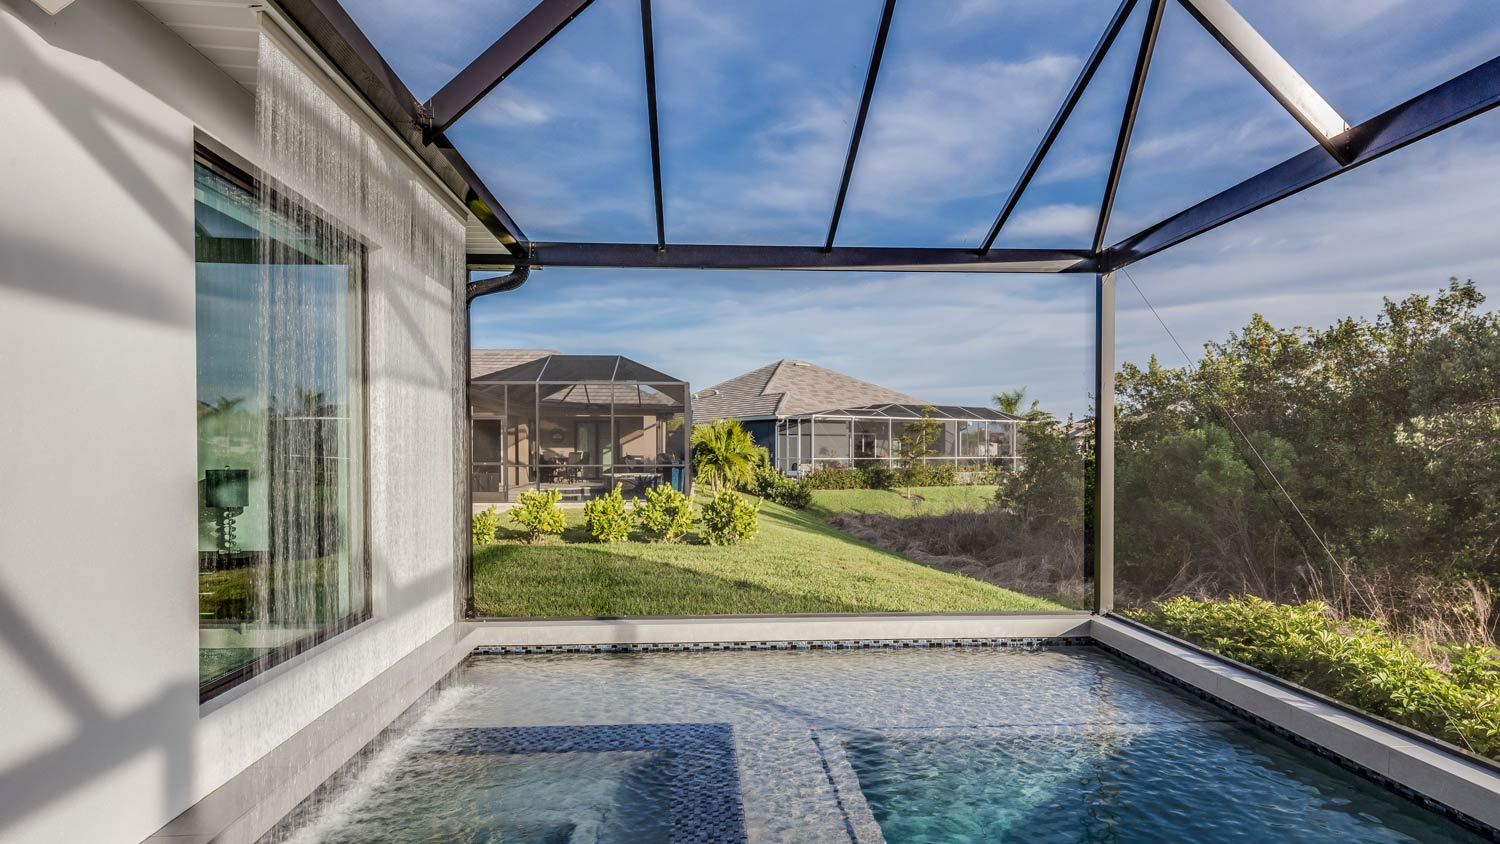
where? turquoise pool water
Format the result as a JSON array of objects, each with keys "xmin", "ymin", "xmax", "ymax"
[
  {"xmin": 267, "ymin": 645, "xmax": 1489, "ymax": 844},
  {"xmin": 848, "ymin": 722, "xmax": 1478, "ymax": 844}
]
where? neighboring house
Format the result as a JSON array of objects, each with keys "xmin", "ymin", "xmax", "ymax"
[
  {"xmin": 471, "ymin": 348, "xmax": 561, "ymax": 380},
  {"xmin": 693, "ymin": 360, "xmax": 1021, "ymax": 474},
  {"xmin": 469, "ymin": 351, "xmax": 691, "ymax": 502}
]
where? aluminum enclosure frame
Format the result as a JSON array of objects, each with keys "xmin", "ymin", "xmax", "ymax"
[
  {"xmin": 270, "ymin": 0, "xmax": 1500, "ymax": 619},
  {"xmin": 271, "ymin": 0, "xmax": 1500, "ymax": 276}
]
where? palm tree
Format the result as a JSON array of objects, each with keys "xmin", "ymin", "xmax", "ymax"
[
  {"xmin": 992, "ymin": 387, "xmax": 1029, "ymax": 415},
  {"xmin": 690, "ymin": 419, "xmax": 763, "ymax": 493}
]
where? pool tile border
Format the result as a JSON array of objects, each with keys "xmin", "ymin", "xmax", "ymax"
[
  {"xmin": 439, "ymin": 723, "xmax": 748, "ymax": 844},
  {"xmin": 473, "ymin": 635, "xmax": 1093, "ymax": 655}
]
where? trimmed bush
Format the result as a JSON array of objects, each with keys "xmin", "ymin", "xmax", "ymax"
[
  {"xmin": 895, "ymin": 464, "xmax": 958, "ymax": 488},
  {"xmin": 583, "ymin": 485, "xmax": 632, "ymax": 543},
  {"xmin": 509, "ymin": 489, "xmax": 566, "ymax": 544},
  {"xmin": 1134, "ymin": 595, "xmax": 1500, "ymax": 759},
  {"xmin": 745, "ymin": 464, "xmax": 812, "ymax": 510},
  {"xmin": 701, "ymin": 488, "xmax": 761, "ymax": 546},
  {"xmin": 801, "ymin": 466, "xmax": 870, "ymax": 490},
  {"xmin": 471, "ymin": 505, "xmax": 501, "ymax": 546},
  {"xmin": 634, "ymin": 484, "xmax": 696, "ymax": 543},
  {"xmin": 801, "ymin": 464, "xmax": 961, "ymax": 491}
]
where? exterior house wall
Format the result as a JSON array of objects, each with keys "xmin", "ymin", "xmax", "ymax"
[
  {"xmin": 0, "ymin": 2, "xmax": 460, "ymax": 842},
  {"xmin": 742, "ymin": 419, "xmax": 778, "ymax": 462}
]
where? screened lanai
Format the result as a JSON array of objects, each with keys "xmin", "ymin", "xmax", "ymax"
[
  {"xmin": 775, "ymin": 404, "xmax": 1020, "ymax": 474},
  {"xmin": 469, "ymin": 355, "xmax": 690, "ymax": 502}
]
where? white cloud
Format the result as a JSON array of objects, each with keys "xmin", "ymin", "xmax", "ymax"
[
  {"xmin": 1004, "ymin": 203, "xmax": 1098, "ymax": 239},
  {"xmin": 475, "ymin": 117, "xmax": 1500, "ymax": 423}
]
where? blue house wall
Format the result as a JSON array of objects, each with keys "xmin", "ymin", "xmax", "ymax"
[{"xmin": 743, "ymin": 419, "xmax": 777, "ymax": 464}]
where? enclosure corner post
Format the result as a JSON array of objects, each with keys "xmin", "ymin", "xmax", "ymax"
[
  {"xmin": 458, "ymin": 288, "xmax": 475, "ymax": 619},
  {"xmin": 1094, "ymin": 271, "xmax": 1116, "ymax": 614}
]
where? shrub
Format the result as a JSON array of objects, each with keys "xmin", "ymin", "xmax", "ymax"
[
  {"xmin": 968, "ymin": 464, "xmax": 1012, "ymax": 486},
  {"xmin": 509, "ymin": 489, "xmax": 566, "ymax": 544},
  {"xmin": 774, "ymin": 478, "xmax": 813, "ymax": 510},
  {"xmin": 1134, "ymin": 595, "xmax": 1500, "ymax": 759},
  {"xmin": 800, "ymin": 464, "xmax": 961, "ymax": 491},
  {"xmin": 471, "ymin": 505, "xmax": 501, "ymax": 546},
  {"xmin": 634, "ymin": 484, "xmax": 696, "ymax": 542},
  {"xmin": 700, "ymin": 488, "xmax": 761, "ymax": 546},
  {"xmin": 583, "ymin": 485, "xmax": 632, "ymax": 543},
  {"xmin": 744, "ymin": 463, "xmax": 813, "ymax": 509},
  {"xmin": 801, "ymin": 467, "xmax": 870, "ymax": 490},
  {"xmin": 893, "ymin": 464, "xmax": 957, "ymax": 488}
]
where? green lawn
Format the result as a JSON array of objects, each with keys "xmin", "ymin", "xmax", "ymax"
[
  {"xmin": 805, "ymin": 485, "xmax": 998, "ymax": 520},
  {"xmin": 472, "ymin": 489, "xmax": 1061, "ymax": 617}
]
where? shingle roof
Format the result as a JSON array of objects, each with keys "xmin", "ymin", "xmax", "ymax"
[
  {"xmin": 473, "ymin": 354, "xmax": 683, "ymax": 385},
  {"xmin": 692, "ymin": 360, "xmax": 928, "ymax": 422},
  {"xmin": 470, "ymin": 348, "xmax": 558, "ymax": 379}
]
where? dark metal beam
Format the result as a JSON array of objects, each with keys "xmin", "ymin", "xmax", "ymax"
[
  {"xmin": 470, "ymin": 242, "xmax": 1098, "ymax": 273},
  {"xmin": 640, "ymin": 0, "xmax": 666, "ymax": 250},
  {"xmin": 425, "ymin": 0, "xmax": 595, "ymax": 139},
  {"xmin": 1106, "ymin": 54, "xmax": 1500, "ymax": 268},
  {"xmin": 1093, "ymin": 0, "xmax": 1166, "ymax": 254},
  {"xmin": 430, "ymin": 133, "xmax": 529, "ymax": 250},
  {"xmin": 1093, "ymin": 271, "xmax": 1116, "ymax": 612},
  {"xmin": 274, "ymin": 0, "xmax": 529, "ymax": 255},
  {"xmin": 980, "ymin": 0, "xmax": 1138, "ymax": 254},
  {"xmin": 1177, "ymin": 0, "xmax": 1350, "ymax": 163},
  {"xmin": 825, "ymin": 0, "xmax": 898, "ymax": 252}
]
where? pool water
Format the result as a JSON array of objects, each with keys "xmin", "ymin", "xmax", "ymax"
[{"xmin": 268, "ymin": 646, "xmax": 1489, "ymax": 844}]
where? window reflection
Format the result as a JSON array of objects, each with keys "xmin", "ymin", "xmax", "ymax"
[{"xmin": 195, "ymin": 149, "xmax": 368, "ymax": 698}]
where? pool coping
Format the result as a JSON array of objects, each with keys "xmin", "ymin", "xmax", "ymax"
[
  {"xmin": 1091, "ymin": 615, "xmax": 1500, "ymax": 837},
  {"xmin": 144, "ymin": 614, "xmax": 1500, "ymax": 843}
]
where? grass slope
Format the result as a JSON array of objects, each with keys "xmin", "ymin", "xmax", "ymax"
[
  {"xmin": 473, "ymin": 490, "xmax": 1060, "ymax": 617},
  {"xmin": 805, "ymin": 485, "xmax": 998, "ymax": 520}
]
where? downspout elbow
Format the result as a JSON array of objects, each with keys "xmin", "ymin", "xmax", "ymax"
[{"xmin": 466, "ymin": 264, "xmax": 530, "ymax": 303}]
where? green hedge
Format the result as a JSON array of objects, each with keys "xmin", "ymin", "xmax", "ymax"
[
  {"xmin": 744, "ymin": 464, "xmax": 813, "ymax": 509},
  {"xmin": 1132, "ymin": 595, "xmax": 1500, "ymax": 759},
  {"xmin": 801, "ymin": 464, "xmax": 961, "ymax": 490}
]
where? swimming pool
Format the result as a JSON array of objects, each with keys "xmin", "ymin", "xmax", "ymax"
[{"xmin": 266, "ymin": 645, "xmax": 1490, "ymax": 843}]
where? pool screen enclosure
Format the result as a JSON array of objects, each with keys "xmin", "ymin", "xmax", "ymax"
[
  {"xmin": 470, "ymin": 355, "xmax": 691, "ymax": 503},
  {"xmin": 267, "ymin": 0, "xmax": 1500, "ymax": 615}
]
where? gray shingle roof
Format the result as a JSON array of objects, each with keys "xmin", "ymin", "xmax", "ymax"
[
  {"xmin": 692, "ymin": 360, "xmax": 928, "ymax": 422},
  {"xmin": 470, "ymin": 348, "xmax": 558, "ymax": 380}
]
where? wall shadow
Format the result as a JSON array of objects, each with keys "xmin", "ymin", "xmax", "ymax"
[
  {"xmin": 0, "ymin": 0, "xmax": 212, "ymax": 325},
  {"xmin": 0, "ymin": 561, "xmax": 455, "ymax": 840}
]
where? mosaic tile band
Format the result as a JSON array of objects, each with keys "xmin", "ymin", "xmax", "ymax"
[{"xmin": 474, "ymin": 636, "xmax": 1093, "ymax": 655}]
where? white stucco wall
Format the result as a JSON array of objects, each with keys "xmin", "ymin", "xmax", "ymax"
[{"xmin": 0, "ymin": 2, "xmax": 460, "ymax": 842}]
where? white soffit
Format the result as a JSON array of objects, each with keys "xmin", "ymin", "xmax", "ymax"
[
  {"xmin": 135, "ymin": 0, "xmax": 500, "ymax": 248},
  {"xmin": 135, "ymin": 0, "xmax": 259, "ymax": 91}
]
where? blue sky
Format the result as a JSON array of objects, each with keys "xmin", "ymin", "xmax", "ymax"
[{"xmin": 343, "ymin": 0, "xmax": 1500, "ymax": 418}]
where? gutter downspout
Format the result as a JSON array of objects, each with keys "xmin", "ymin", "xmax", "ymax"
[
  {"xmin": 466, "ymin": 265, "xmax": 530, "ymax": 303},
  {"xmin": 458, "ymin": 265, "xmax": 530, "ymax": 618}
]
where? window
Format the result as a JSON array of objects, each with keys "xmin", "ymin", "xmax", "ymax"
[{"xmin": 195, "ymin": 147, "xmax": 369, "ymax": 700}]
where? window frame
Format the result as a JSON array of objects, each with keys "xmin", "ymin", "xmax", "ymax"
[{"xmin": 195, "ymin": 143, "xmax": 373, "ymax": 703}]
